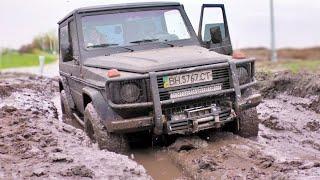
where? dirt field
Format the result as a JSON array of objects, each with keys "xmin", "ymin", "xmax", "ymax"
[
  {"xmin": 1, "ymin": 71, "xmax": 320, "ymax": 179},
  {"xmin": 241, "ymin": 47, "xmax": 320, "ymax": 61}
]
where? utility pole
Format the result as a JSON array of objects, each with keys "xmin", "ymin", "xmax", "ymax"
[
  {"xmin": 270, "ymin": 0, "xmax": 277, "ymax": 62},
  {"xmin": 0, "ymin": 48, "xmax": 2, "ymax": 69}
]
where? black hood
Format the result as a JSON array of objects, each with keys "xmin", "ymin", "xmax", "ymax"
[{"xmin": 84, "ymin": 45, "xmax": 231, "ymax": 73}]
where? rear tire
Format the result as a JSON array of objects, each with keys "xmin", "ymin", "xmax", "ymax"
[
  {"xmin": 84, "ymin": 103, "xmax": 129, "ymax": 153},
  {"xmin": 60, "ymin": 90, "xmax": 73, "ymax": 119}
]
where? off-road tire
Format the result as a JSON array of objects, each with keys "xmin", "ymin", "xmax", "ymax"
[
  {"xmin": 224, "ymin": 88, "xmax": 259, "ymax": 137},
  {"xmin": 84, "ymin": 103, "xmax": 129, "ymax": 153},
  {"xmin": 236, "ymin": 107, "xmax": 259, "ymax": 137},
  {"xmin": 60, "ymin": 90, "xmax": 73, "ymax": 119}
]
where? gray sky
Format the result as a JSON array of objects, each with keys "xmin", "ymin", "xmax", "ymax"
[{"xmin": 1, "ymin": 0, "xmax": 320, "ymax": 49}]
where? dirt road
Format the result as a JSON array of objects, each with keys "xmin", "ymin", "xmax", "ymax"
[{"xmin": 1, "ymin": 71, "xmax": 319, "ymax": 179}]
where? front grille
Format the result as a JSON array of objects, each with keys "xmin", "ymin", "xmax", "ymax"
[{"xmin": 157, "ymin": 67, "xmax": 231, "ymax": 101}]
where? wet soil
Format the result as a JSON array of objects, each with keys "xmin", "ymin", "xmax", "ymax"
[
  {"xmin": 1, "ymin": 71, "xmax": 320, "ymax": 179},
  {"xmin": 167, "ymin": 94, "xmax": 320, "ymax": 179},
  {"xmin": 165, "ymin": 71, "xmax": 320, "ymax": 179},
  {"xmin": 0, "ymin": 72, "xmax": 150, "ymax": 179}
]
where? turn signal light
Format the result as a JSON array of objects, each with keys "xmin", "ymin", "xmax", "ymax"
[
  {"xmin": 232, "ymin": 51, "xmax": 247, "ymax": 59},
  {"xmin": 107, "ymin": 69, "xmax": 120, "ymax": 78}
]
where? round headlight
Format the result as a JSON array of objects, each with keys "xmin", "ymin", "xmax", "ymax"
[
  {"xmin": 120, "ymin": 83, "xmax": 141, "ymax": 103},
  {"xmin": 237, "ymin": 67, "xmax": 249, "ymax": 85}
]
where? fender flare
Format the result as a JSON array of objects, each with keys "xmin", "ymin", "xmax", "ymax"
[
  {"xmin": 59, "ymin": 76, "xmax": 75, "ymax": 109},
  {"xmin": 82, "ymin": 87, "xmax": 116, "ymax": 123}
]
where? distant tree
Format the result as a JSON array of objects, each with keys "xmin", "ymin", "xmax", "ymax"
[{"xmin": 18, "ymin": 30, "xmax": 58, "ymax": 54}]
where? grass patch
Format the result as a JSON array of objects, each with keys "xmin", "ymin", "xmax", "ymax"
[
  {"xmin": 0, "ymin": 52, "xmax": 57, "ymax": 69},
  {"xmin": 257, "ymin": 59, "xmax": 320, "ymax": 73}
]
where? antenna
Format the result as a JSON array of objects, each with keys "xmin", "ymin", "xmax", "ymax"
[{"xmin": 270, "ymin": 0, "xmax": 277, "ymax": 62}]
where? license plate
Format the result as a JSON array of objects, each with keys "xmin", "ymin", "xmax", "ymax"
[{"xmin": 163, "ymin": 70, "xmax": 212, "ymax": 88}]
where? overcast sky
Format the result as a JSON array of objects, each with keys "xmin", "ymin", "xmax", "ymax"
[{"xmin": 1, "ymin": 0, "xmax": 320, "ymax": 49}]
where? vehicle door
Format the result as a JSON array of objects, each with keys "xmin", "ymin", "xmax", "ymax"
[
  {"xmin": 198, "ymin": 4, "xmax": 233, "ymax": 55},
  {"xmin": 59, "ymin": 18, "xmax": 83, "ymax": 112}
]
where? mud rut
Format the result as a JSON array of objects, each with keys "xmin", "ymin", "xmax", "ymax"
[{"xmin": 1, "ymin": 72, "xmax": 320, "ymax": 179}]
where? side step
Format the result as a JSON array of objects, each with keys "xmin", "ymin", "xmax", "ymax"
[{"xmin": 72, "ymin": 113, "xmax": 84, "ymax": 127}]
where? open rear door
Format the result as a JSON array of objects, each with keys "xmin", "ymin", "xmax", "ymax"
[{"xmin": 198, "ymin": 4, "xmax": 233, "ymax": 55}]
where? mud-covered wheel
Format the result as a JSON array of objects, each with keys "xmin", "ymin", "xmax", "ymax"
[
  {"xmin": 84, "ymin": 103, "xmax": 129, "ymax": 153},
  {"xmin": 60, "ymin": 90, "xmax": 73, "ymax": 119},
  {"xmin": 236, "ymin": 107, "xmax": 259, "ymax": 137},
  {"xmin": 224, "ymin": 88, "xmax": 259, "ymax": 137},
  {"xmin": 224, "ymin": 108, "xmax": 259, "ymax": 138}
]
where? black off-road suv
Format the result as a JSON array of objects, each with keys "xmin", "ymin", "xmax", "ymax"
[{"xmin": 58, "ymin": 2, "xmax": 261, "ymax": 152}]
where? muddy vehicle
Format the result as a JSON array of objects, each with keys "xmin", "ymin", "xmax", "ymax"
[{"xmin": 58, "ymin": 2, "xmax": 261, "ymax": 152}]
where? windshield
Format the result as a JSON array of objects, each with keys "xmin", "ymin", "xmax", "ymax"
[{"xmin": 81, "ymin": 9, "xmax": 191, "ymax": 49}]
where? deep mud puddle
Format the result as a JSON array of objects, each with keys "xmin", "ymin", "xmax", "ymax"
[{"xmin": 131, "ymin": 148, "xmax": 184, "ymax": 180}]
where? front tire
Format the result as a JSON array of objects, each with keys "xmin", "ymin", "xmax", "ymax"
[
  {"xmin": 84, "ymin": 103, "xmax": 129, "ymax": 153},
  {"xmin": 224, "ymin": 107, "xmax": 259, "ymax": 138},
  {"xmin": 224, "ymin": 88, "xmax": 260, "ymax": 138},
  {"xmin": 237, "ymin": 107, "xmax": 259, "ymax": 137}
]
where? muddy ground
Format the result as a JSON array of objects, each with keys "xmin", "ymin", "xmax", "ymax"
[
  {"xmin": 0, "ymin": 73, "xmax": 150, "ymax": 179},
  {"xmin": 166, "ymin": 71, "xmax": 320, "ymax": 179},
  {"xmin": 1, "ymin": 71, "xmax": 320, "ymax": 179}
]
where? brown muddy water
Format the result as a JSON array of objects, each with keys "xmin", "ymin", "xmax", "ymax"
[{"xmin": 131, "ymin": 148, "xmax": 184, "ymax": 180}]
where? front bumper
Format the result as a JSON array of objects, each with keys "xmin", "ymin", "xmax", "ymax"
[
  {"xmin": 106, "ymin": 59, "xmax": 261, "ymax": 135},
  {"xmin": 107, "ymin": 93, "xmax": 262, "ymax": 134}
]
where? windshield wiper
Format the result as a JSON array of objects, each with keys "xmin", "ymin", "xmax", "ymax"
[
  {"xmin": 129, "ymin": 39, "xmax": 159, "ymax": 44},
  {"xmin": 130, "ymin": 38, "xmax": 175, "ymax": 47},
  {"xmin": 87, "ymin": 43, "xmax": 119, "ymax": 48},
  {"xmin": 88, "ymin": 43, "xmax": 134, "ymax": 52},
  {"xmin": 118, "ymin": 46, "xmax": 134, "ymax": 52},
  {"xmin": 159, "ymin": 41, "xmax": 175, "ymax": 47}
]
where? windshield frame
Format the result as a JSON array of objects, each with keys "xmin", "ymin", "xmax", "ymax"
[{"xmin": 76, "ymin": 5, "xmax": 199, "ymax": 57}]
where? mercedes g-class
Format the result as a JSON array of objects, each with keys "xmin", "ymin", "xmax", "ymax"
[{"xmin": 58, "ymin": 2, "xmax": 262, "ymax": 152}]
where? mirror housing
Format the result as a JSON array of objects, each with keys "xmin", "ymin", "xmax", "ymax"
[{"xmin": 210, "ymin": 27, "xmax": 222, "ymax": 44}]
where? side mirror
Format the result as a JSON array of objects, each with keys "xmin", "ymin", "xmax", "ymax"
[{"xmin": 210, "ymin": 27, "xmax": 223, "ymax": 44}]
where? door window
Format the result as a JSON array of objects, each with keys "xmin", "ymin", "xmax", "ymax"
[
  {"xmin": 201, "ymin": 7, "xmax": 226, "ymax": 43},
  {"xmin": 59, "ymin": 25, "xmax": 73, "ymax": 62}
]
